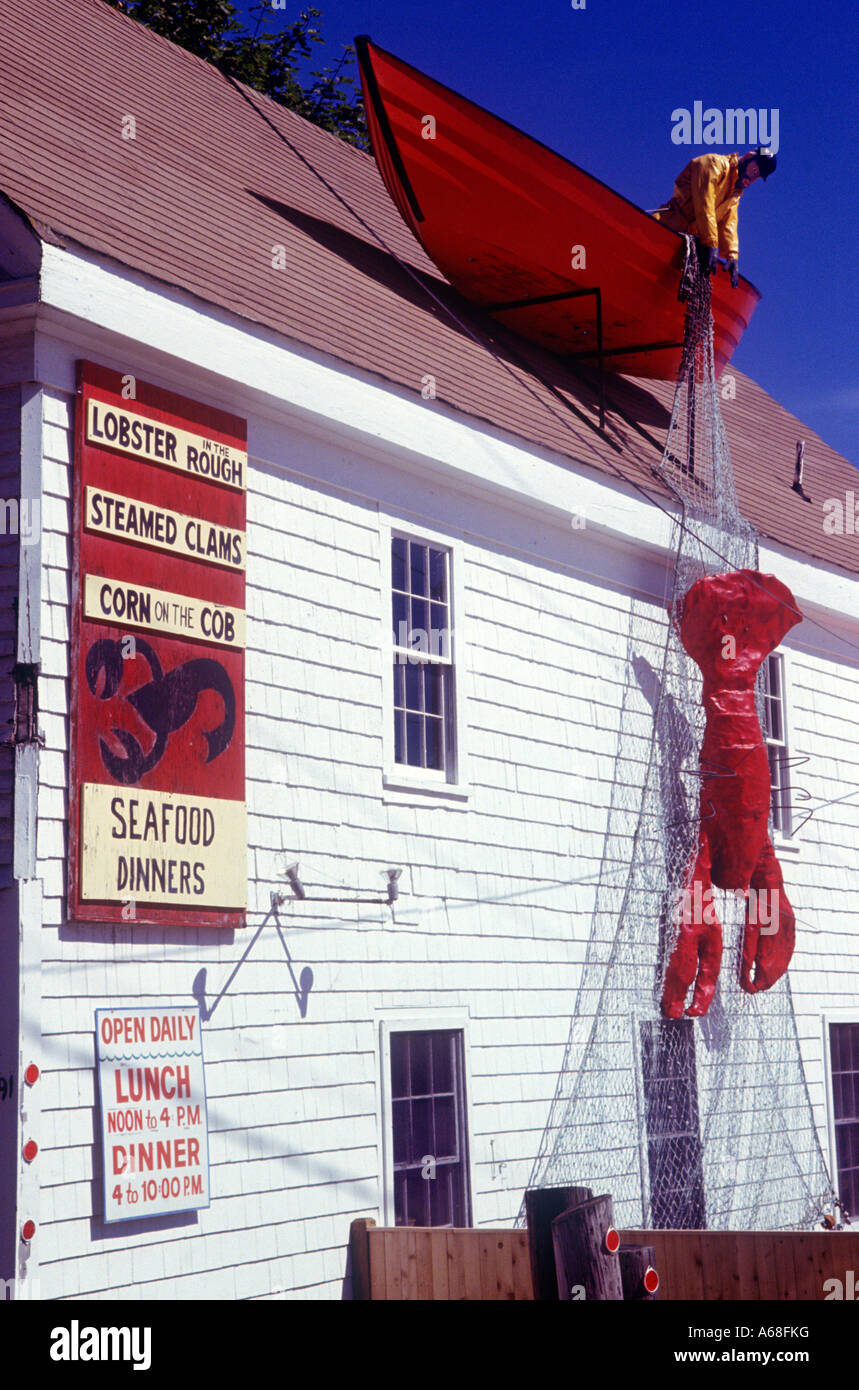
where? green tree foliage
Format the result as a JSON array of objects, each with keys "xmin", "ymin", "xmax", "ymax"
[{"xmin": 107, "ymin": 1, "xmax": 368, "ymax": 148}]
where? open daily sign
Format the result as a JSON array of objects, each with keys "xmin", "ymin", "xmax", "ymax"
[{"xmin": 96, "ymin": 1006, "xmax": 211, "ymax": 1223}]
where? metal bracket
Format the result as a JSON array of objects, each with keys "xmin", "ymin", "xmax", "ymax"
[{"xmin": 3, "ymin": 663, "xmax": 43, "ymax": 749}]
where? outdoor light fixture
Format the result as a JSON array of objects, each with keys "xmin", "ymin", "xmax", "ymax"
[
  {"xmin": 284, "ymin": 863, "xmax": 306, "ymax": 900},
  {"xmin": 385, "ymin": 868, "xmax": 402, "ymax": 905}
]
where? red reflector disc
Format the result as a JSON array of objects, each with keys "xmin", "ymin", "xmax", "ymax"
[
  {"xmin": 23, "ymin": 1140, "xmax": 38, "ymax": 1163},
  {"xmin": 605, "ymin": 1227, "xmax": 620, "ymax": 1253},
  {"xmin": 21, "ymin": 1220, "xmax": 36, "ymax": 1242},
  {"xmin": 644, "ymin": 1266, "xmax": 660, "ymax": 1293}
]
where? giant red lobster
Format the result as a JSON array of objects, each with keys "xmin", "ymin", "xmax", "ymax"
[{"xmin": 661, "ymin": 570, "xmax": 802, "ymax": 1019}]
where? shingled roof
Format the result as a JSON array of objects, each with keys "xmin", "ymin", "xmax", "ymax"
[{"xmin": 0, "ymin": 0, "xmax": 854, "ymax": 574}]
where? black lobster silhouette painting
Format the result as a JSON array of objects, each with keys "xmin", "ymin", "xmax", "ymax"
[{"xmin": 85, "ymin": 637, "xmax": 236, "ymax": 785}]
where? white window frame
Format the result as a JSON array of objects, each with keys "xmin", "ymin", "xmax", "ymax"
[
  {"xmin": 822, "ymin": 1009, "xmax": 859, "ymax": 1224},
  {"xmin": 763, "ymin": 647, "xmax": 801, "ymax": 856},
  {"xmin": 375, "ymin": 1009, "xmax": 475, "ymax": 1228},
  {"xmin": 380, "ymin": 518, "xmax": 469, "ymax": 802}
]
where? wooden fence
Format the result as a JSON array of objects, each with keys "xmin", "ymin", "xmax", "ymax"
[
  {"xmin": 350, "ymin": 1220, "xmax": 534, "ymax": 1300},
  {"xmin": 622, "ymin": 1228, "xmax": 859, "ymax": 1301},
  {"xmin": 349, "ymin": 1218, "xmax": 859, "ymax": 1300}
]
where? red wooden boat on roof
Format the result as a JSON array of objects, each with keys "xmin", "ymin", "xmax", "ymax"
[{"xmin": 355, "ymin": 37, "xmax": 761, "ymax": 381}]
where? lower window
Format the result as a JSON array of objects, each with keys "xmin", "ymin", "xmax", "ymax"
[
  {"xmin": 829, "ymin": 1021, "xmax": 859, "ymax": 1217},
  {"xmin": 390, "ymin": 1029, "xmax": 471, "ymax": 1227},
  {"xmin": 640, "ymin": 1018, "xmax": 706, "ymax": 1228}
]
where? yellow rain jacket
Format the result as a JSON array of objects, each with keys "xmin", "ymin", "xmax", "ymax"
[{"xmin": 653, "ymin": 153, "xmax": 742, "ymax": 260}]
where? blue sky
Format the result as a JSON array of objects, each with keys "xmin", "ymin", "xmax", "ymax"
[{"xmin": 237, "ymin": 0, "xmax": 857, "ymax": 461}]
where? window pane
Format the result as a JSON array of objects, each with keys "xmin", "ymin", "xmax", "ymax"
[
  {"xmin": 392, "ymin": 1100, "xmax": 410, "ymax": 1162},
  {"xmin": 406, "ymin": 713, "xmax": 422, "ymax": 765},
  {"xmin": 425, "ymin": 716, "xmax": 444, "ymax": 771},
  {"xmin": 434, "ymin": 1096, "xmax": 456, "ymax": 1158},
  {"xmin": 405, "ymin": 1168, "xmax": 428, "ymax": 1226},
  {"xmin": 391, "ymin": 1034, "xmax": 409, "ymax": 1097},
  {"xmin": 430, "ymin": 1166, "xmax": 453, "ymax": 1226},
  {"xmin": 767, "ymin": 748, "xmax": 784, "ymax": 833},
  {"xmin": 404, "ymin": 662, "xmax": 423, "ymax": 712},
  {"xmin": 392, "ymin": 536, "xmax": 407, "ymax": 591},
  {"xmin": 393, "ymin": 662, "xmax": 405, "ymax": 708},
  {"xmin": 836, "ymin": 1122, "xmax": 857, "ymax": 1172},
  {"xmin": 411, "ymin": 1098, "xmax": 433, "ymax": 1161},
  {"xmin": 429, "ymin": 549, "xmax": 447, "ymax": 602},
  {"xmin": 450, "ymin": 1162, "xmax": 464, "ymax": 1228},
  {"xmin": 392, "ymin": 590, "xmax": 408, "ymax": 637},
  {"xmin": 410, "ymin": 596, "xmax": 428, "ymax": 639},
  {"xmin": 844, "ymin": 1169, "xmax": 859, "ymax": 1217},
  {"xmin": 424, "ymin": 664, "xmax": 443, "ymax": 716},
  {"xmin": 429, "ymin": 602, "xmax": 448, "ymax": 654},
  {"xmin": 431, "ymin": 1033, "xmax": 453, "ymax": 1091},
  {"xmin": 411, "ymin": 1034, "xmax": 431, "ymax": 1096},
  {"xmin": 394, "ymin": 707, "xmax": 405, "ymax": 763},
  {"xmin": 409, "ymin": 541, "xmax": 427, "ymax": 596},
  {"xmin": 394, "ymin": 1170, "xmax": 407, "ymax": 1226}
]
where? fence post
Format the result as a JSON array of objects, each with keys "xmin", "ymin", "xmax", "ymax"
[
  {"xmin": 619, "ymin": 1243, "xmax": 659, "ymax": 1300},
  {"xmin": 552, "ymin": 1194, "xmax": 623, "ymax": 1301},
  {"xmin": 525, "ymin": 1186, "xmax": 594, "ymax": 1301},
  {"xmin": 349, "ymin": 1217, "xmax": 376, "ymax": 1300}
]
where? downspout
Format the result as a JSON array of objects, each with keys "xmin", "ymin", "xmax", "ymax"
[{"xmin": 12, "ymin": 378, "xmax": 43, "ymax": 1297}]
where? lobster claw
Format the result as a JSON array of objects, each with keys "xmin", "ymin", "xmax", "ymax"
[
  {"xmin": 85, "ymin": 638, "xmax": 125, "ymax": 701},
  {"xmin": 740, "ymin": 837, "xmax": 796, "ymax": 993},
  {"xmin": 661, "ymin": 833, "xmax": 723, "ymax": 1019},
  {"xmin": 97, "ymin": 727, "xmax": 147, "ymax": 785}
]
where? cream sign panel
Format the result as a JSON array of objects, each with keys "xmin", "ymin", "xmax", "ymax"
[
  {"xmin": 86, "ymin": 398, "xmax": 247, "ymax": 489},
  {"xmin": 80, "ymin": 784, "xmax": 247, "ymax": 908},
  {"xmin": 84, "ymin": 487, "xmax": 246, "ymax": 569},
  {"xmin": 83, "ymin": 575, "xmax": 245, "ymax": 648}
]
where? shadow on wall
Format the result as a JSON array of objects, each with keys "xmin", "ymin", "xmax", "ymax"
[
  {"xmin": 192, "ymin": 902, "xmax": 314, "ymax": 1023},
  {"xmin": 247, "ymin": 190, "xmax": 672, "ymax": 437}
]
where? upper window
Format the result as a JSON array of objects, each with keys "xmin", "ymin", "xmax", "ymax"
[
  {"xmin": 763, "ymin": 653, "xmax": 791, "ymax": 837},
  {"xmin": 829, "ymin": 1022, "xmax": 859, "ymax": 1218},
  {"xmin": 391, "ymin": 535, "xmax": 455, "ymax": 778},
  {"xmin": 390, "ymin": 1029, "xmax": 471, "ymax": 1227}
]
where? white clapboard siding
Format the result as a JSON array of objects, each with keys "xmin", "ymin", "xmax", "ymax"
[
  {"xmin": 30, "ymin": 352, "xmax": 859, "ymax": 1302},
  {"xmin": 0, "ymin": 384, "xmax": 20, "ymax": 878}
]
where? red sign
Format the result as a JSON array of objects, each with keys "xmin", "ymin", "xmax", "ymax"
[{"xmin": 69, "ymin": 362, "xmax": 247, "ymax": 927}]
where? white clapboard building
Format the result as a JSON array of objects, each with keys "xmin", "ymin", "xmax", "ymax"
[{"xmin": 0, "ymin": 0, "xmax": 857, "ymax": 1299}]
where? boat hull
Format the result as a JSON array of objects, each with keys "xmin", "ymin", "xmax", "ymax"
[{"xmin": 356, "ymin": 38, "xmax": 760, "ymax": 380}]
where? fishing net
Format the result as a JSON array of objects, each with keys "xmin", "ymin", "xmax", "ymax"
[{"xmin": 523, "ymin": 240, "xmax": 834, "ymax": 1230}]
